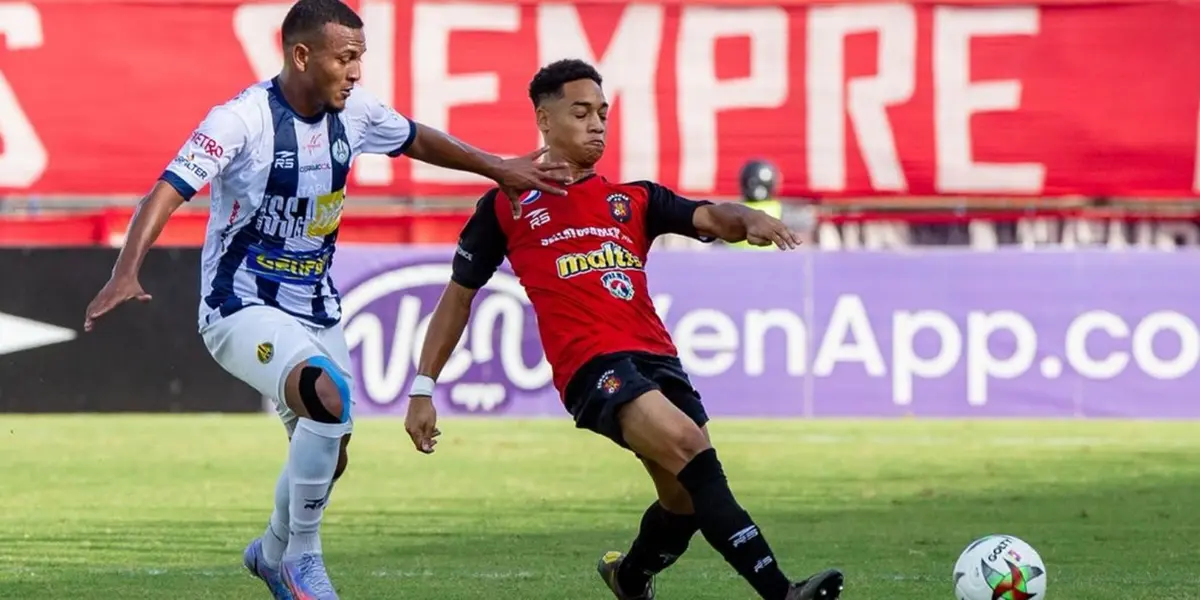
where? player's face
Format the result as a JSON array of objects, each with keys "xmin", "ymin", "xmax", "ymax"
[
  {"xmin": 539, "ymin": 79, "xmax": 608, "ymax": 167},
  {"xmin": 306, "ymin": 23, "xmax": 365, "ymax": 112}
]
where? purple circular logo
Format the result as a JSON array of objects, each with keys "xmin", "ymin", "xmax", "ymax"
[{"xmin": 339, "ymin": 260, "xmax": 556, "ymax": 414}]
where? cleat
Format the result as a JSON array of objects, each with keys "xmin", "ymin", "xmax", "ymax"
[
  {"xmin": 243, "ymin": 538, "xmax": 294, "ymax": 600},
  {"xmin": 786, "ymin": 569, "xmax": 844, "ymax": 600},
  {"xmin": 596, "ymin": 550, "xmax": 655, "ymax": 600},
  {"xmin": 280, "ymin": 552, "xmax": 339, "ymax": 600}
]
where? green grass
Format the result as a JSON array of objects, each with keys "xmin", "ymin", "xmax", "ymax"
[{"xmin": 1, "ymin": 415, "xmax": 1198, "ymax": 599}]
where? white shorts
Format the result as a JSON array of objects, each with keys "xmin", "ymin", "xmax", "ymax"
[{"xmin": 200, "ymin": 305, "xmax": 355, "ymax": 435}]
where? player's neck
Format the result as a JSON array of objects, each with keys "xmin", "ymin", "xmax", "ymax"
[
  {"xmin": 276, "ymin": 71, "xmax": 323, "ymax": 119},
  {"xmin": 547, "ymin": 150, "xmax": 595, "ymax": 183}
]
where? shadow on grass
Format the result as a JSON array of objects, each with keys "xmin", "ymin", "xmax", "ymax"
[{"xmin": 3, "ymin": 472, "xmax": 1198, "ymax": 599}]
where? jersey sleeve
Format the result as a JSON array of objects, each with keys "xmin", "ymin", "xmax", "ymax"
[
  {"xmin": 355, "ymin": 90, "xmax": 418, "ymax": 157},
  {"xmin": 451, "ymin": 189, "xmax": 509, "ymax": 290},
  {"xmin": 159, "ymin": 106, "xmax": 248, "ymax": 201},
  {"xmin": 634, "ymin": 181, "xmax": 716, "ymax": 242}
]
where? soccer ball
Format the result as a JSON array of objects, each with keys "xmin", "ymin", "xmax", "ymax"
[{"xmin": 952, "ymin": 534, "xmax": 1047, "ymax": 600}]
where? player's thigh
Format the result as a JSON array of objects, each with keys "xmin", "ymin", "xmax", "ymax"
[
  {"xmin": 201, "ymin": 306, "xmax": 316, "ymax": 399},
  {"xmin": 641, "ymin": 424, "xmax": 711, "ymax": 514},
  {"xmin": 619, "ymin": 390, "xmax": 713, "ymax": 476},
  {"xmin": 564, "ymin": 354, "xmax": 660, "ymax": 450}
]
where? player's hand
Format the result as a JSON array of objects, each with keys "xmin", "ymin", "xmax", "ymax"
[
  {"xmin": 744, "ymin": 211, "xmax": 801, "ymax": 250},
  {"xmin": 83, "ymin": 275, "xmax": 152, "ymax": 332},
  {"xmin": 404, "ymin": 395, "xmax": 441, "ymax": 454},
  {"xmin": 492, "ymin": 146, "xmax": 573, "ymax": 218}
]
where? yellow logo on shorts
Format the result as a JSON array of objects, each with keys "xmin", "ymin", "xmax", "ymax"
[{"xmin": 256, "ymin": 342, "xmax": 274, "ymax": 364}]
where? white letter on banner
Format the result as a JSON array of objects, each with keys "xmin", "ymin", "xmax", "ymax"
[
  {"xmin": 538, "ymin": 4, "xmax": 663, "ymax": 182},
  {"xmin": 807, "ymin": 5, "xmax": 915, "ymax": 192},
  {"xmin": 892, "ymin": 310, "xmax": 962, "ymax": 406},
  {"xmin": 0, "ymin": 3, "xmax": 48, "ymax": 188},
  {"xmin": 813, "ymin": 295, "xmax": 887, "ymax": 377},
  {"xmin": 412, "ymin": 2, "xmax": 519, "ymax": 184},
  {"xmin": 233, "ymin": 4, "xmax": 290, "ymax": 80},
  {"xmin": 966, "ymin": 311, "xmax": 1037, "ymax": 406},
  {"xmin": 934, "ymin": 7, "xmax": 1044, "ymax": 193},
  {"xmin": 677, "ymin": 7, "xmax": 788, "ymax": 192},
  {"xmin": 353, "ymin": 0, "xmax": 397, "ymax": 185}
]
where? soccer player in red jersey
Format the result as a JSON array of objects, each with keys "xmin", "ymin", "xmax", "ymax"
[{"xmin": 404, "ymin": 59, "xmax": 844, "ymax": 600}]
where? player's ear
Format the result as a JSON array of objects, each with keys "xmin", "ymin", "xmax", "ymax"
[
  {"xmin": 535, "ymin": 105, "xmax": 551, "ymax": 134},
  {"xmin": 290, "ymin": 43, "xmax": 311, "ymax": 72}
]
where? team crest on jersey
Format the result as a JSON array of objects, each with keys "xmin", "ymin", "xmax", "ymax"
[
  {"xmin": 607, "ymin": 193, "xmax": 632, "ymax": 223},
  {"xmin": 332, "ymin": 139, "xmax": 350, "ymax": 164},
  {"xmin": 601, "ymin": 271, "xmax": 635, "ymax": 301},
  {"xmin": 520, "ymin": 190, "xmax": 542, "ymax": 205},
  {"xmin": 597, "ymin": 369, "xmax": 622, "ymax": 395},
  {"xmin": 256, "ymin": 342, "xmax": 274, "ymax": 364}
]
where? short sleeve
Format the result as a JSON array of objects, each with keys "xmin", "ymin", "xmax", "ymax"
[
  {"xmin": 633, "ymin": 181, "xmax": 715, "ymax": 242},
  {"xmin": 160, "ymin": 106, "xmax": 248, "ymax": 201},
  {"xmin": 451, "ymin": 189, "xmax": 508, "ymax": 289},
  {"xmin": 354, "ymin": 89, "xmax": 418, "ymax": 157}
]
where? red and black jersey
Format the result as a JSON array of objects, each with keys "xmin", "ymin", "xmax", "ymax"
[{"xmin": 451, "ymin": 175, "xmax": 715, "ymax": 399}]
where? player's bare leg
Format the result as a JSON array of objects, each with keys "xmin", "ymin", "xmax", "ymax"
[
  {"xmin": 256, "ymin": 356, "xmax": 351, "ymax": 600},
  {"xmin": 246, "ymin": 433, "xmax": 350, "ymax": 600},
  {"xmin": 617, "ymin": 391, "xmax": 844, "ymax": 600},
  {"xmin": 598, "ymin": 438, "xmax": 705, "ymax": 599}
]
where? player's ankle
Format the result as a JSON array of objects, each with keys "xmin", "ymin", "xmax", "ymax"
[{"xmin": 284, "ymin": 532, "xmax": 322, "ymax": 558}]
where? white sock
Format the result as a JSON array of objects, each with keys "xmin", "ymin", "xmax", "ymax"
[
  {"xmin": 261, "ymin": 467, "xmax": 290, "ymax": 569},
  {"xmin": 283, "ymin": 418, "xmax": 342, "ymax": 559}
]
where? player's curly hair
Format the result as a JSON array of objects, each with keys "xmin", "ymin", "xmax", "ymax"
[
  {"xmin": 281, "ymin": 0, "xmax": 363, "ymax": 46},
  {"xmin": 528, "ymin": 59, "xmax": 604, "ymax": 108}
]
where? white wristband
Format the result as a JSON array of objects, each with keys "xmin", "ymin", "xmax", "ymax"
[{"xmin": 409, "ymin": 374, "xmax": 435, "ymax": 398}]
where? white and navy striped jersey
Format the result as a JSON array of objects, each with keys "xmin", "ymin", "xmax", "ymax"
[{"xmin": 159, "ymin": 78, "xmax": 416, "ymax": 331}]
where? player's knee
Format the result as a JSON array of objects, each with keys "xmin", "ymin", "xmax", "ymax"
[
  {"xmin": 295, "ymin": 357, "xmax": 351, "ymax": 424},
  {"xmin": 663, "ymin": 421, "xmax": 711, "ymax": 465}
]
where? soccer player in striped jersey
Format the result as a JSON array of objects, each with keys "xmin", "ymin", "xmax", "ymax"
[{"xmin": 81, "ymin": 1, "xmax": 569, "ymax": 598}]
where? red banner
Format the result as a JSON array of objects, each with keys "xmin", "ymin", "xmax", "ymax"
[{"xmin": 1, "ymin": 1, "xmax": 1198, "ymax": 199}]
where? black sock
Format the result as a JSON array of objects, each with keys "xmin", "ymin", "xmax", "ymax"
[
  {"xmin": 617, "ymin": 502, "xmax": 700, "ymax": 593},
  {"xmin": 677, "ymin": 448, "xmax": 791, "ymax": 600}
]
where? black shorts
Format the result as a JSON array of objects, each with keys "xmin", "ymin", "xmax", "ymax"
[{"xmin": 563, "ymin": 351, "xmax": 710, "ymax": 451}]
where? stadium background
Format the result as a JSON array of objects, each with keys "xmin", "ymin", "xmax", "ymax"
[{"xmin": 2, "ymin": 0, "xmax": 1200, "ymax": 597}]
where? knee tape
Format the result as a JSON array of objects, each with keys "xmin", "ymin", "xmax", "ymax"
[{"xmin": 298, "ymin": 356, "xmax": 352, "ymax": 424}]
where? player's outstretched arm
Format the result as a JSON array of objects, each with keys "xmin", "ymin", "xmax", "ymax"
[
  {"xmin": 404, "ymin": 189, "xmax": 509, "ymax": 454},
  {"xmin": 693, "ymin": 202, "xmax": 801, "ymax": 250},
  {"xmin": 83, "ymin": 182, "xmax": 186, "ymax": 332},
  {"xmin": 405, "ymin": 127, "xmax": 572, "ymax": 217},
  {"xmin": 404, "ymin": 281, "xmax": 479, "ymax": 454},
  {"xmin": 640, "ymin": 180, "xmax": 801, "ymax": 250}
]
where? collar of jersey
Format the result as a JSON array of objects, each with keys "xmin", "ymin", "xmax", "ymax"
[{"xmin": 269, "ymin": 77, "xmax": 329, "ymax": 125}]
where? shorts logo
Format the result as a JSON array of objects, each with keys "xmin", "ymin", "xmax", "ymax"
[
  {"xmin": 607, "ymin": 193, "xmax": 632, "ymax": 223},
  {"xmin": 256, "ymin": 342, "xmax": 274, "ymax": 364},
  {"xmin": 597, "ymin": 369, "xmax": 621, "ymax": 395},
  {"xmin": 601, "ymin": 271, "xmax": 635, "ymax": 301}
]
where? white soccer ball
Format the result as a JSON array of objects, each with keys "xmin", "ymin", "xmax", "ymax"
[{"xmin": 953, "ymin": 534, "xmax": 1047, "ymax": 600}]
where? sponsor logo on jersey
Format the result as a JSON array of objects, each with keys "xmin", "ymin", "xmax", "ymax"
[
  {"xmin": 255, "ymin": 189, "xmax": 345, "ymax": 239},
  {"xmin": 539, "ymin": 226, "xmax": 626, "ymax": 247},
  {"xmin": 190, "ymin": 131, "xmax": 224, "ymax": 158},
  {"xmin": 247, "ymin": 245, "xmax": 334, "ymax": 285},
  {"xmin": 554, "ymin": 241, "xmax": 644, "ymax": 279},
  {"xmin": 171, "ymin": 153, "xmax": 209, "ymax": 180}
]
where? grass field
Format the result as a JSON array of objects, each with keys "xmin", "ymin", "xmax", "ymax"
[{"xmin": 1, "ymin": 415, "xmax": 1198, "ymax": 599}]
